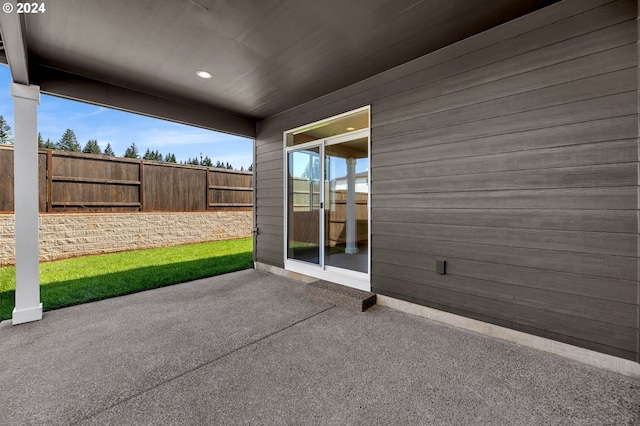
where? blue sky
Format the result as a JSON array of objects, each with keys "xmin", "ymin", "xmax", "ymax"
[{"xmin": 0, "ymin": 65, "xmax": 254, "ymax": 168}]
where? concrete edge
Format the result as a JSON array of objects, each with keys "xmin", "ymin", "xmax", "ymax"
[
  {"xmin": 254, "ymin": 261, "xmax": 317, "ymax": 283},
  {"xmin": 377, "ymin": 295, "xmax": 640, "ymax": 379}
]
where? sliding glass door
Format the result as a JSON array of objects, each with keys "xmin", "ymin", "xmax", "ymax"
[
  {"xmin": 323, "ymin": 138, "xmax": 368, "ymax": 273},
  {"xmin": 284, "ymin": 107, "xmax": 370, "ymax": 290},
  {"xmin": 287, "ymin": 146, "xmax": 321, "ymax": 264}
]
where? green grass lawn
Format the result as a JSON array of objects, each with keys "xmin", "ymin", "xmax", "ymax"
[{"xmin": 0, "ymin": 237, "xmax": 253, "ymax": 321}]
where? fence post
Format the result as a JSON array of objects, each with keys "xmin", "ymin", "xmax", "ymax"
[
  {"xmin": 46, "ymin": 149, "xmax": 52, "ymax": 212},
  {"xmin": 205, "ymin": 168, "xmax": 210, "ymax": 211},
  {"xmin": 139, "ymin": 160, "xmax": 144, "ymax": 212}
]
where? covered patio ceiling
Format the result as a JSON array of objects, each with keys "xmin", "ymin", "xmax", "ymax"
[{"xmin": 1, "ymin": 0, "xmax": 557, "ymax": 137}]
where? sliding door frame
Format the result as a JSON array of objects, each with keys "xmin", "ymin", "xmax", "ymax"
[{"xmin": 283, "ymin": 107, "xmax": 371, "ymax": 291}]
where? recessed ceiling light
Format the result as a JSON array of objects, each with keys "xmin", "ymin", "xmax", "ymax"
[
  {"xmin": 196, "ymin": 70, "xmax": 212, "ymax": 79},
  {"xmin": 346, "ymin": 127, "xmax": 355, "ymax": 131}
]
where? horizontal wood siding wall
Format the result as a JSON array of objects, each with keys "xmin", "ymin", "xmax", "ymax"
[
  {"xmin": 253, "ymin": 136, "xmax": 284, "ymax": 266},
  {"xmin": 254, "ymin": 0, "xmax": 639, "ymax": 361}
]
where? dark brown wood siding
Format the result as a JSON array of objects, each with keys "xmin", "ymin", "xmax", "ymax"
[{"xmin": 254, "ymin": 0, "xmax": 639, "ymax": 361}]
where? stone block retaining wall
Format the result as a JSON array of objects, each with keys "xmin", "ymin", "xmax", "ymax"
[{"xmin": 0, "ymin": 211, "xmax": 253, "ymax": 266}]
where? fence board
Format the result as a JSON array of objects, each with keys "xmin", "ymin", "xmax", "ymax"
[
  {"xmin": 46, "ymin": 150, "xmax": 52, "ymax": 212},
  {"xmin": 288, "ymin": 177, "xmax": 369, "ymax": 248},
  {"xmin": 0, "ymin": 147, "xmax": 253, "ymax": 213},
  {"xmin": 208, "ymin": 168, "xmax": 253, "ymax": 210},
  {"xmin": 51, "ymin": 151, "xmax": 141, "ymax": 212},
  {"xmin": 144, "ymin": 163, "xmax": 204, "ymax": 211},
  {"xmin": 0, "ymin": 147, "xmax": 13, "ymax": 212},
  {"xmin": 38, "ymin": 152, "xmax": 46, "ymax": 212}
]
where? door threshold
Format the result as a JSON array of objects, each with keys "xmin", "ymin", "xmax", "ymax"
[{"xmin": 284, "ymin": 259, "xmax": 370, "ymax": 292}]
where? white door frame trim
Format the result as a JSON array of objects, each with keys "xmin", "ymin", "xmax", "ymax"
[{"xmin": 282, "ymin": 107, "xmax": 371, "ymax": 291}]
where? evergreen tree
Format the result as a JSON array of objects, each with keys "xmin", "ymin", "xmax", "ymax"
[
  {"xmin": 247, "ymin": 164, "xmax": 253, "ymax": 172},
  {"xmin": 123, "ymin": 143, "xmax": 139, "ymax": 158},
  {"xmin": 201, "ymin": 156, "xmax": 213, "ymax": 167},
  {"xmin": 302, "ymin": 157, "xmax": 319, "ymax": 179},
  {"xmin": 226, "ymin": 161, "xmax": 232, "ymax": 170},
  {"xmin": 164, "ymin": 153, "xmax": 176, "ymax": 163},
  {"xmin": 240, "ymin": 166, "xmax": 244, "ymax": 172},
  {"xmin": 43, "ymin": 138, "xmax": 55, "ymax": 149},
  {"xmin": 143, "ymin": 149, "xmax": 164, "ymax": 162},
  {"xmin": 38, "ymin": 133, "xmax": 45, "ymax": 148},
  {"xmin": 56, "ymin": 129, "xmax": 81, "ymax": 151},
  {"xmin": 103, "ymin": 143, "xmax": 115, "ymax": 157},
  {"xmin": 215, "ymin": 160, "xmax": 223, "ymax": 168},
  {"xmin": 83, "ymin": 139, "xmax": 101, "ymax": 154},
  {"xmin": 0, "ymin": 115, "xmax": 13, "ymax": 144}
]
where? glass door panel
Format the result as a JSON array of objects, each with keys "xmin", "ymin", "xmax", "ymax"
[
  {"xmin": 287, "ymin": 147, "xmax": 321, "ymax": 264},
  {"xmin": 324, "ymin": 137, "xmax": 369, "ymax": 273}
]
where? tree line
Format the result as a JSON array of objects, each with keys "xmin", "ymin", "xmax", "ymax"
[{"xmin": 0, "ymin": 116, "xmax": 252, "ymax": 171}]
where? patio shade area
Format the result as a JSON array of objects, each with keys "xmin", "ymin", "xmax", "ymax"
[
  {"xmin": 0, "ymin": 0, "xmax": 639, "ymax": 391},
  {"xmin": 1, "ymin": 270, "xmax": 638, "ymax": 424}
]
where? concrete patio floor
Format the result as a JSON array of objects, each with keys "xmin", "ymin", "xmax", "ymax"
[{"xmin": 1, "ymin": 269, "xmax": 638, "ymax": 425}]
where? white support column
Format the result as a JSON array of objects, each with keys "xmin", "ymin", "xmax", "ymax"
[
  {"xmin": 11, "ymin": 83, "xmax": 42, "ymax": 325},
  {"xmin": 345, "ymin": 157, "xmax": 358, "ymax": 255}
]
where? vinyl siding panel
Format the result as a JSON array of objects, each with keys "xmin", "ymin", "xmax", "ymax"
[
  {"xmin": 255, "ymin": 128, "xmax": 285, "ymax": 266},
  {"xmin": 378, "ymin": 285, "xmax": 637, "ymax": 361},
  {"xmin": 373, "ymin": 208, "xmax": 637, "ymax": 233},
  {"xmin": 255, "ymin": 0, "xmax": 639, "ymax": 361},
  {"xmin": 373, "ymin": 234, "xmax": 638, "ymax": 282}
]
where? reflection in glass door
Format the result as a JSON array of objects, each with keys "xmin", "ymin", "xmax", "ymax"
[
  {"xmin": 287, "ymin": 147, "xmax": 321, "ymax": 264},
  {"xmin": 324, "ymin": 138, "xmax": 368, "ymax": 273}
]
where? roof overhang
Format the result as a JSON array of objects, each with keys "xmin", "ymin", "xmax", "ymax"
[
  {"xmin": 0, "ymin": 2, "xmax": 28, "ymax": 84},
  {"xmin": 0, "ymin": 0, "xmax": 559, "ymax": 137}
]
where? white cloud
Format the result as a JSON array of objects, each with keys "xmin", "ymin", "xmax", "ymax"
[
  {"xmin": 69, "ymin": 107, "xmax": 108, "ymax": 120},
  {"xmin": 134, "ymin": 128, "xmax": 251, "ymax": 149}
]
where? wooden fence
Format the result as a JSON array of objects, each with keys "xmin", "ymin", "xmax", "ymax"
[
  {"xmin": 0, "ymin": 145, "xmax": 253, "ymax": 213},
  {"xmin": 289, "ymin": 177, "xmax": 368, "ymax": 246}
]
